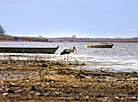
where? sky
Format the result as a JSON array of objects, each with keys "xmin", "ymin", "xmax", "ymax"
[{"xmin": 0, "ymin": 0, "xmax": 138, "ymax": 38}]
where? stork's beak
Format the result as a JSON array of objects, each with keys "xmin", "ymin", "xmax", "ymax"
[{"xmin": 73, "ymin": 46, "xmax": 77, "ymax": 51}]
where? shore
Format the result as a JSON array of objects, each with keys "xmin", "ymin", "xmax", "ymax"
[{"xmin": 0, "ymin": 59, "xmax": 137, "ymax": 102}]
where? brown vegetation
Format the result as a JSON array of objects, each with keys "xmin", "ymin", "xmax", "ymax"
[
  {"xmin": 0, "ymin": 36, "xmax": 48, "ymax": 42},
  {"xmin": 0, "ymin": 59, "xmax": 137, "ymax": 101}
]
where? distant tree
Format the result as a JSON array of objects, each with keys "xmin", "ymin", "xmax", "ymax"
[
  {"xmin": 0, "ymin": 25, "xmax": 6, "ymax": 36},
  {"xmin": 133, "ymin": 37, "xmax": 138, "ymax": 39},
  {"xmin": 72, "ymin": 35, "xmax": 76, "ymax": 39}
]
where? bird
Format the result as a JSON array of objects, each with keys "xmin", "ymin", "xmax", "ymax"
[{"xmin": 60, "ymin": 46, "xmax": 77, "ymax": 61}]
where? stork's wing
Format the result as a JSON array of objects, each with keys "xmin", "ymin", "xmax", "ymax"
[
  {"xmin": 60, "ymin": 49, "xmax": 72, "ymax": 55},
  {"xmin": 65, "ymin": 49, "xmax": 72, "ymax": 53}
]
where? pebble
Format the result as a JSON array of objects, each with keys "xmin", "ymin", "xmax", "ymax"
[
  {"xmin": 132, "ymin": 96, "xmax": 137, "ymax": 100},
  {"xmin": 3, "ymin": 93, "xmax": 8, "ymax": 96},
  {"xmin": 115, "ymin": 96, "xmax": 119, "ymax": 100},
  {"xmin": 85, "ymin": 76, "xmax": 91, "ymax": 79},
  {"xmin": 85, "ymin": 96, "xmax": 89, "ymax": 99},
  {"xmin": 54, "ymin": 91, "xmax": 59, "ymax": 95},
  {"xmin": 70, "ymin": 75, "xmax": 74, "ymax": 78},
  {"xmin": 72, "ymin": 85, "xmax": 78, "ymax": 88},
  {"xmin": 35, "ymin": 93, "xmax": 42, "ymax": 96}
]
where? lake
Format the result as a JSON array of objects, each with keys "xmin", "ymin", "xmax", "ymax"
[{"xmin": 0, "ymin": 42, "xmax": 138, "ymax": 72}]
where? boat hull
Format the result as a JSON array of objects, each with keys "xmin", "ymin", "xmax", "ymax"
[
  {"xmin": 0, "ymin": 46, "xmax": 59, "ymax": 54},
  {"xmin": 84, "ymin": 44, "xmax": 113, "ymax": 48}
]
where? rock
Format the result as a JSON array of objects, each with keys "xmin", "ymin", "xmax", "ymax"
[
  {"xmin": 66, "ymin": 89, "xmax": 72, "ymax": 93},
  {"xmin": 85, "ymin": 76, "xmax": 91, "ymax": 79},
  {"xmin": 115, "ymin": 96, "xmax": 119, "ymax": 100},
  {"xmin": 41, "ymin": 64, "xmax": 47, "ymax": 67},
  {"xmin": 54, "ymin": 91, "xmax": 59, "ymax": 95},
  {"xmin": 82, "ymin": 63, "xmax": 85, "ymax": 65},
  {"xmin": 35, "ymin": 93, "xmax": 41, "ymax": 96},
  {"xmin": 3, "ymin": 93, "xmax": 8, "ymax": 96},
  {"xmin": 7, "ymin": 89, "xmax": 15, "ymax": 93},
  {"xmin": 85, "ymin": 96, "xmax": 89, "ymax": 100},
  {"xmin": 72, "ymin": 85, "xmax": 78, "ymax": 88},
  {"xmin": 97, "ymin": 80, "xmax": 101, "ymax": 83},
  {"xmin": 43, "ymin": 92, "xmax": 50, "ymax": 96},
  {"xmin": 132, "ymin": 96, "xmax": 137, "ymax": 100},
  {"xmin": 76, "ymin": 74, "xmax": 85, "ymax": 78},
  {"xmin": 70, "ymin": 75, "xmax": 74, "ymax": 78},
  {"xmin": 31, "ymin": 86, "xmax": 36, "ymax": 91},
  {"xmin": 15, "ymin": 89, "xmax": 22, "ymax": 93}
]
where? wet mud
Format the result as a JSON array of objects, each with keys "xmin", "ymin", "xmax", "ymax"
[{"xmin": 0, "ymin": 59, "xmax": 137, "ymax": 102}]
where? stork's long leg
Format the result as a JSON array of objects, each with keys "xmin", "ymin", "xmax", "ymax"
[
  {"xmin": 67, "ymin": 54, "xmax": 68, "ymax": 61},
  {"xmin": 64, "ymin": 55, "xmax": 66, "ymax": 61}
]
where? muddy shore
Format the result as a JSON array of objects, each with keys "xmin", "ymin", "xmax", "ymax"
[{"xmin": 0, "ymin": 59, "xmax": 137, "ymax": 102}]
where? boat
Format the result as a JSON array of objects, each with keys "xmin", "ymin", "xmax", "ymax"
[
  {"xmin": 84, "ymin": 43, "xmax": 114, "ymax": 48},
  {"xmin": 0, "ymin": 46, "xmax": 59, "ymax": 54}
]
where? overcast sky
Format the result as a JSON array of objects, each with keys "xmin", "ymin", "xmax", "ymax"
[{"xmin": 0, "ymin": 0, "xmax": 138, "ymax": 38}]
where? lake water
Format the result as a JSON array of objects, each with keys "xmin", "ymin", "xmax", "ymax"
[{"xmin": 0, "ymin": 42, "xmax": 138, "ymax": 72}]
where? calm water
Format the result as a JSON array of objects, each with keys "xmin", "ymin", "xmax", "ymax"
[{"xmin": 0, "ymin": 42, "xmax": 138, "ymax": 72}]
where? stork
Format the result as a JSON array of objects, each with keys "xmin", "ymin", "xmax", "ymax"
[{"xmin": 60, "ymin": 46, "xmax": 77, "ymax": 61}]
